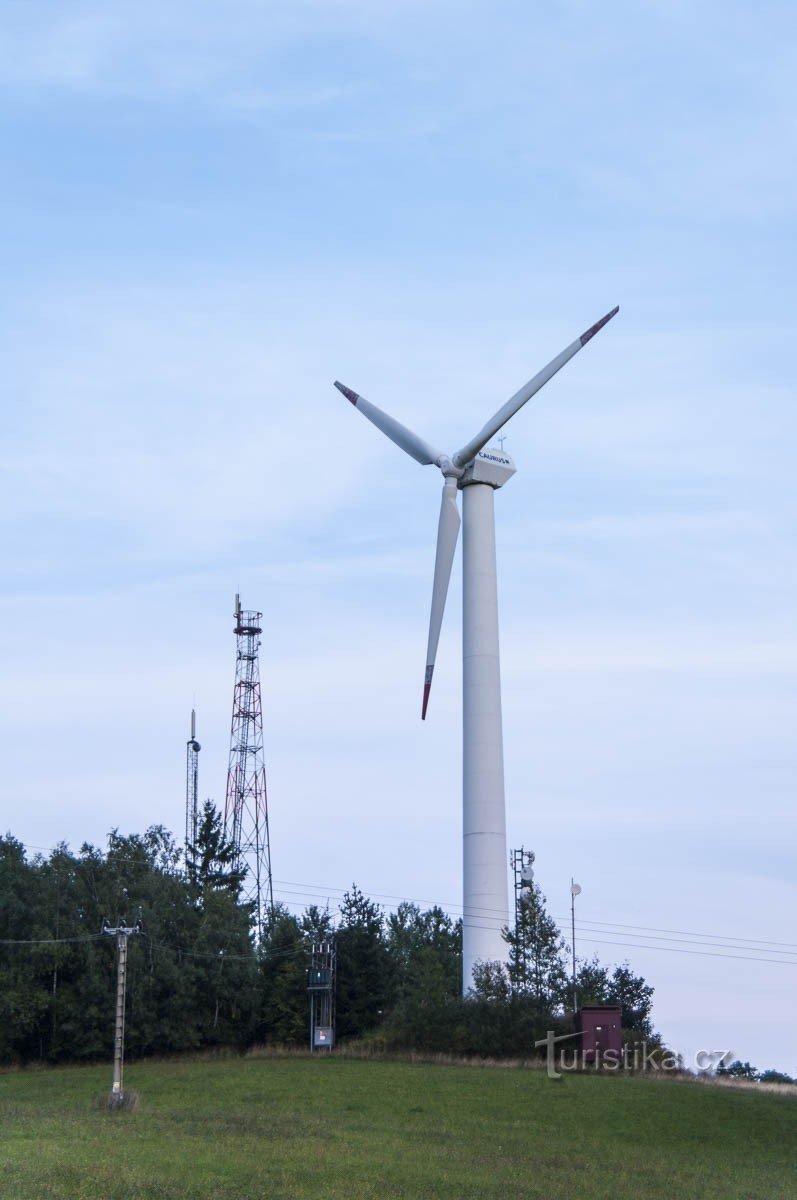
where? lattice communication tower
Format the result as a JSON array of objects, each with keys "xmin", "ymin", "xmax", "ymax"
[
  {"xmin": 510, "ymin": 846, "xmax": 535, "ymax": 990},
  {"xmin": 224, "ymin": 595, "xmax": 274, "ymax": 933}
]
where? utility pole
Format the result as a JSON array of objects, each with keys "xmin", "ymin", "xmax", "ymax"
[
  {"xmin": 102, "ymin": 919, "xmax": 141, "ymax": 1106},
  {"xmin": 570, "ymin": 880, "xmax": 581, "ymax": 1014}
]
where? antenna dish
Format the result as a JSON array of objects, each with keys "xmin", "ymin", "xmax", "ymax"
[{"xmin": 570, "ymin": 883, "xmax": 582, "ymax": 897}]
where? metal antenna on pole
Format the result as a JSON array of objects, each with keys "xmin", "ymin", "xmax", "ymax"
[
  {"xmin": 570, "ymin": 879, "xmax": 582, "ymax": 1014},
  {"xmin": 102, "ymin": 918, "xmax": 141, "ymax": 1106},
  {"xmin": 510, "ymin": 846, "xmax": 535, "ymax": 992},
  {"xmin": 185, "ymin": 709, "xmax": 201, "ymax": 863}
]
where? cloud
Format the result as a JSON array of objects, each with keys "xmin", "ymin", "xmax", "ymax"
[{"xmin": 0, "ymin": 1, "xmax": 448, "ymax": 97}]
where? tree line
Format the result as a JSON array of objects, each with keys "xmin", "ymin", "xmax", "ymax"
[{"xmin": 1, "ymin": 805, "xmax": 657, "ymax": 1065}]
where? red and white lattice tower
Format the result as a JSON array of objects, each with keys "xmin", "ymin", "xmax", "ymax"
[{"xmin": 224, "ymin": 594, "xmax": 273, "ymax": 932}]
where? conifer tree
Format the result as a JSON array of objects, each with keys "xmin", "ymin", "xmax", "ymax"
[
  {"xmin": 259, "ymin": 905, "xmax": 308, "ymax": 1045},
  {"xmin": 186, "ymin": 801, "xmax": 246, "ymax": 900},
  {"xmin": 336, "ymin": 885, "xmax": 389, "ymax": 1039},
  {"xmin": 503, "ymin": 874, "xmax": 569, "ymax": 1009}
]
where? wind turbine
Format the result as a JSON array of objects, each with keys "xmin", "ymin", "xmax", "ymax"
[{"xmin": 334, "ymin": 306, "xmax": 619, "ymax": 993}]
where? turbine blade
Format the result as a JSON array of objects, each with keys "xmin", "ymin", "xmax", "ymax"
[
  {"xmin": 423, "ymin": 479, "xmax": 461, "ymax": 720},
  {"xmin": 452, "ymin": 306, "xmax": 619, "ymax": 467},
  {"xmin": 334, "ymin": 381, "xmax": 444, "ymax": 467}
]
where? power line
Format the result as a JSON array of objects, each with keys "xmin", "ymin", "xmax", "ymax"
[
  {"xmin": 5, "ymin": 841, "xmax": 795, "ymax": 964},
  {"xmin": 143, "ymin": 935, "xmax": 255, "ymax": 963},
  {"xmin": 1, "ymin": 918, "xmax": 795, "ymax": 974},
  {"xmin": 269, "ymin": 880, "xmax": 797, "ymax": 958},
  {"xmin": 560, "ymin": 925, "xmax": 797, "ymax": 959},
  {"xmin": 575, "ymin": 936, "xmax": 797, "ymax": 968},
  {"xmin": 561, "ymin": 916, "xmax": 797, "ymax": 952},
  {"xmin": 0, "ymin": 934, "xmax": 104, "ymax": 946}
]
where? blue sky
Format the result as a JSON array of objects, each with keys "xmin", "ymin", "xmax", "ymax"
[{"xmin": 2, "ymin": 1, "xmax": 796, "ymax": 1072}]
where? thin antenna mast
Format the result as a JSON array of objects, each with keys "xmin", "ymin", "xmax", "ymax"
[
  {"xmin": 185, "ymin": 709, "xmax": 201, "ymax": 860},
  {"xmin": 570, "ymin": 879, "xmax": 582, "ymax": 1013}
]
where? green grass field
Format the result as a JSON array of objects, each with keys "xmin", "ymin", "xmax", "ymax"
[{"xmin": 1, "ymin": 1054, "xmax": 794, "ymax": 1199}]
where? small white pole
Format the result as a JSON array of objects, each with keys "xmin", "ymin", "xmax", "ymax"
[{"xmin": 570, "ymin": 881, "xmax": 582, "ymax": 1014}]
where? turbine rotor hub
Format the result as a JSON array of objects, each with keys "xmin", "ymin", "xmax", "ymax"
[{"xmin": 437, "ymin": 454, "xmax": 464, "ymax": 480}]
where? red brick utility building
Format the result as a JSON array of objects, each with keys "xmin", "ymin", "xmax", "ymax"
[{"xmin": 575, "ymin": 1006, "xmax": 622, "ymax": 1063}]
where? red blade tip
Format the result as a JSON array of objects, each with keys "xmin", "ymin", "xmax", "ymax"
[
  {"xmin": 334, "ymin": 381, "xmax": 360, "ymax": 405},
  {"xmin": 579, "ymin": 306, "xmax": 619, "ymax": 347},
  {"xmin": 421, "ymin": 665, "xmax": 434, "ymax": 720}
]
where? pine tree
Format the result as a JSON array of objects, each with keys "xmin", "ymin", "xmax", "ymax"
[
  {"xmin": 186, "ymin": 801, "xmax": 246, "ymax": 901},
  {"xmin": 387, "ymin": 902, "xmax": 461, "ymax": 1004},
  {"xmin": 503, "ymin": 878, "xmax": 568, "ymax": 1010},
  {"xmin": 300, "ymin": 904, "xmax": 335, "ymax": 943},
  {"xmin": 336, "ymin": 885, "xmax": 389, "ymax": 1039},
  {"xmin": 259, "ymin": 905, "xmax": 308, "ymax": 1045}
]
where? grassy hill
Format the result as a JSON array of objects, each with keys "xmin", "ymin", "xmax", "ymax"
[{"xmin": 1, "ymin": 1053, "xmax": 794, "ymax": 1199}]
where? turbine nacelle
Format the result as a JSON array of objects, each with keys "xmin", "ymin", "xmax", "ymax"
[{"xmin": 460, "ymin": 447, "xmax": 516, "ymax": 490}]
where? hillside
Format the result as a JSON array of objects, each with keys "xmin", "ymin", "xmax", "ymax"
[{"xmin": 1, "ymin": 1055, "xmax": 794, "ymax": 1199}]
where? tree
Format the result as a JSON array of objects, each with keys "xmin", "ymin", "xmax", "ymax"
[
  {"xmin": 606, "ymin": 963, "xmax": 655, "ymax": 1038},
  {"xmin": 464, "ymin": 960, "xmax": 561, "ymax": 1059},
  {"xmin": 470, "ymin": 959, "xmax": 512, "ymax": 1003},
  {"xmin": 0, "ymin": 837, "xmax": 50, "ymax": 1062},
  {"xmin": 0, "ymin": 822, "xmax": 662, "ymax": 1064},
  {"xmin": 41, "ymin": 843, "xmax": 111, "ymax": 1062},
  {"xmin": 300, "ymin": 904, "xmax": 335, "ymax": 944},
  {"xmin": 259, "ymin": 905, "xmax": 308, "ymax": 1046},
  {"xmin": 380, "ymin": 903, "xmax": 463, "ymax": 1052},
  {"xmin": 387, "ymin": 902, "xmax": 461, "ymax": 1002},
  {"xmin": 575, "ymin": 955, "xmax": 611, "ymax": 1006},
  {"xmin": 103, "ymin": 828, "xmax": 205, "ymax": 1058},
  {"xmin": 717, "ymin": 1059, "xmax": 759, "ymax": 1080},
  {"xmin": 336, "ymin": 885, "xmax": 389, "ymax": 1039},
  {"xmin": 503, "ymin": 877, "xmax": 569, "ymax": 1009},
  {"xmin": 758, "ymin": 1068, "xmax": 794, "ymax": 1085},
  {"xmin": 186, "ymin": 802, "xmax": 246, "ymax": 901},
  {"xmin": 191, "ymin": 889, "xmax": 260, "ymax": 1047}
]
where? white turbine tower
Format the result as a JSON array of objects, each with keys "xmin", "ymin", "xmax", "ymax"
[{"xmin": 334, "ymin": 306, "xmax": 618, "ymax": 993}]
